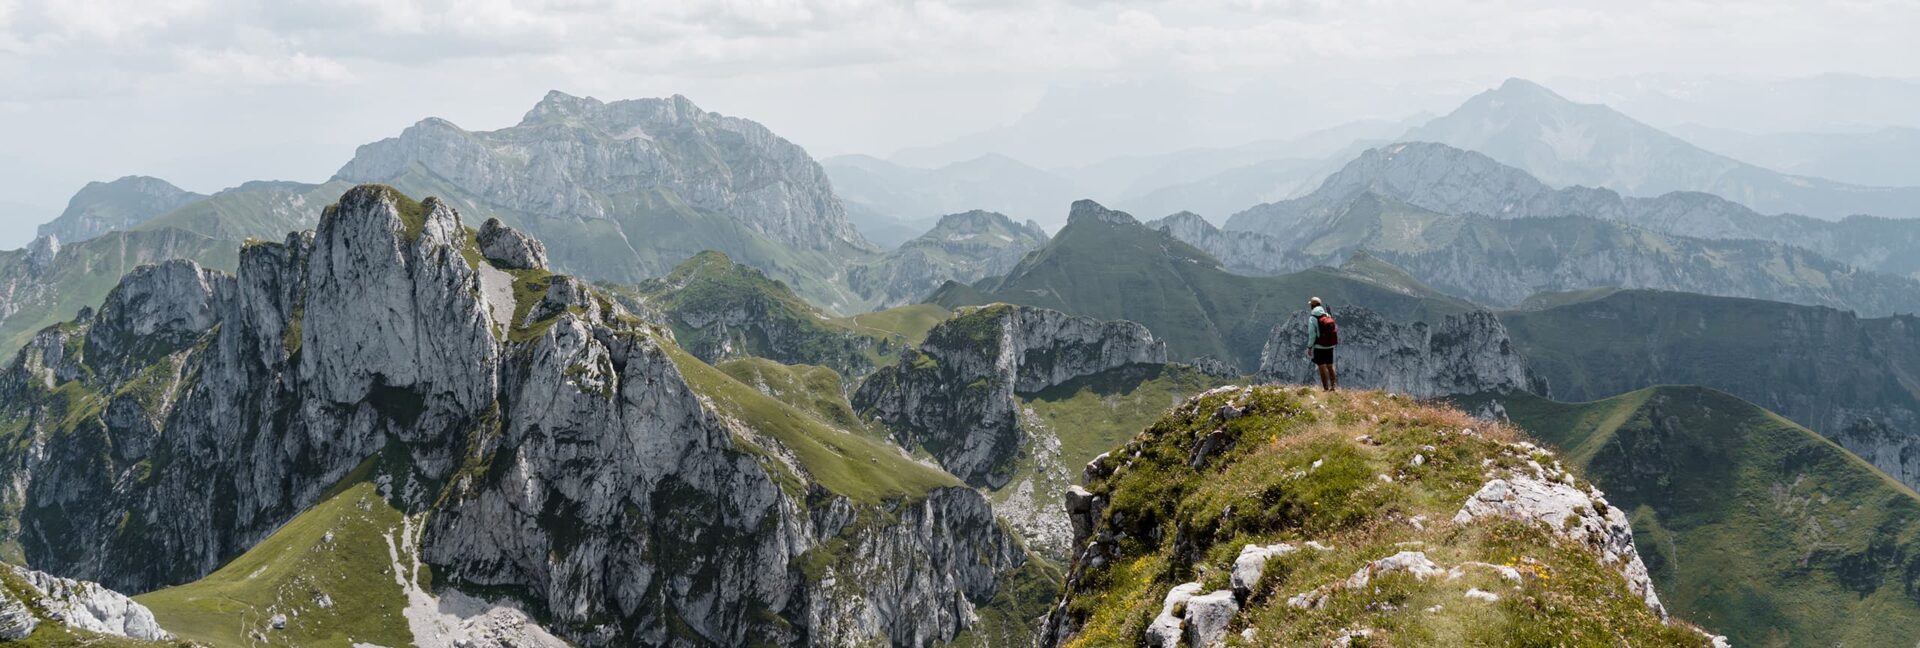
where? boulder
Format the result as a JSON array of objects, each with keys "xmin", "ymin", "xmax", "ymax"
[
  {"xmin": 476, "ymin": 217, "xmax": 549, "ymax": 270},
  {"xmin": 1183, "ymin": 590, "xmax": 1238, "ymax": 647}
]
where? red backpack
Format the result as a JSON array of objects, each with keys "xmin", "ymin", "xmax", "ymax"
[{"xmin": 1316, "ymin": 313, "xmax": 1339, "ymax": 346}]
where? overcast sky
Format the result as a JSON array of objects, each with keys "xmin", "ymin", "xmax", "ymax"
[{"xmin": 3, "ymin": 0, "xmax": 1919, "ymax": 247}]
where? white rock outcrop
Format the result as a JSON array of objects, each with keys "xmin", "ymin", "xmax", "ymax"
[
  {"xmin": 1453, "ymin": 471, "xmax": 1665, "ymax": 617},
  {"xmin": 8, "ymin": 566, "xmax": 172, "ymax": 640}
]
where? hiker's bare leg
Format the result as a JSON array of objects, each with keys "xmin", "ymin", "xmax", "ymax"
[
  {"xmin": 1328, "ymin": 364, "xmax": 1337, "ymax": 391},
  {"xmin": 1317, "ymin": 364, "xmax": 1332, "ymax": 391}
]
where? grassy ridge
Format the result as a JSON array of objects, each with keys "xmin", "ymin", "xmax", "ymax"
[
  {"xmin": 135, "ymin": 459, "xmax": 414, "ymax": 648},
  {"xmin": 1464, "ymin": 386, "xmax": 1920, "ymax": 646},
  {"xmin": 1059, "ymin": 386, "xmax": 1709, "ymax": 646}
]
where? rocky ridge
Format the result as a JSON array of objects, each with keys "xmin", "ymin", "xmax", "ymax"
[
  {"xmin": 853, "ymin": 304, "xmax": 1167, "ymax": 487},
  {"xmin": 0, "ymin": 184, "xmax": 1028, "ymax": 647},
  {"xmin": 1258, "ymin": 305, "xmax": 1546, "ymax": 398}
]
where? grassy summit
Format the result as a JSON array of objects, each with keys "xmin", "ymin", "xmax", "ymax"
[
  {"xmin": 1051, "ymin": 385, "xmax": 1716, "ymax": 647},
  {"xmin": 1462, "ymin": 386, "xmax": 1920, "ymax": 645}
]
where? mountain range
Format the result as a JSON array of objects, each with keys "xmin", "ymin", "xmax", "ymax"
[
  {"xmin": 7, "ymin": 78, "xmax": 1920, "ymax": 646},
  {"xmin": 1406, "ymin": 78, "xmax": 1920, "ymax": 219}
]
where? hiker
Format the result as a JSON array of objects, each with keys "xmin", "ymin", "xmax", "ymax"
[{"xmin": 1305, "ymin": 297, "xmax": 1338, "ymax": 391}]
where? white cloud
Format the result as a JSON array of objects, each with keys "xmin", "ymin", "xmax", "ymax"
[{"xmin": 176, "ymin": 48, "xmax": 354, "ymax": 85}]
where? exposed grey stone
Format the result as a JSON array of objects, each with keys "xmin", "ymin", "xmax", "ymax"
[
  {"xmin": 1182, "ymin": 590, "xmax": 1238, "ymax": 648},
  {"xmin": 854, "ymin": 304, "xmax": 1166, "ymax": 486},
  {"xmin": 475, "ymin": 218, "xmax": 549, "ymax": 270},
  {"xmin": 1259, "ymin": 306, "xmax": 1545, "ymax": 399}
]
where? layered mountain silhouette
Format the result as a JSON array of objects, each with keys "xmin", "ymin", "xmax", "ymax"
[{"xmin": 1405, "ymin": 78, "xmax": 1920, "ymax": 219}]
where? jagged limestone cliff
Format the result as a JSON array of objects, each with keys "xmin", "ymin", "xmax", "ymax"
[
  {"xmin": 853, "ymin": 304, "xmax": 1167, "ymax": 489},
  {"xmin": 1042, "ymin": 386, "xmax": 1723, "ymax": 647},
  {"xmin": 1258, "ymin": 305, "xmax": 1545, "ymax": 398},
  {"xmin": 0, "ymin": 185, "xmax": 1033, "ymax": 647}
]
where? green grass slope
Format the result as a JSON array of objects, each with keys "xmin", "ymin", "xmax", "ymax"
[
  {"xmin": 1458, "ymin": 386, "xmax": 1920, "ymax": 646},
  {"xmin": 1054, "ymin": 386, "xmax": 1713, "ymax": 646},
  {"xmin": 667, "ymin": 346, "xmax": 960, "ymax": 503},
  {"xmin": 135, "ymin": 458, "xmax": 415, "ymax": 648},
  {"xmin": 932, "ymin": 200, "xmax": 1471, "ymax": 370}
]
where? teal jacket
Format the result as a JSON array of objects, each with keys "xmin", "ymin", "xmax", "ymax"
[{"xmin": 1308, "ymin": 306, "xmax": 1334, "ymax": 349}]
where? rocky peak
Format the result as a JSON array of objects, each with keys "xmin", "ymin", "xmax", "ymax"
[
  {"xmin": 36, "ymin": 175, "xmax": 205, "ymax": 243},
  {"xmin": 334, "ymin": 91, "xmax": 872, "ymax": 301},
  {"xmin": 85, "ymin": 259, "xmax": 231, "ymax": 368},
  {"xmin": 519, "ymin": 89, "xmax": 606, "ymax": 125},
  {"xmin": 24, "ymin": 234, "xmax": 58, "ymax": 274},
  {"xmin": 301, "ymin": 184, "xmax": 498, "ymax": 417},
  {"xmin": 854, "ymin": 304, "xmax": 1166, "ymax": 486},
  {"xmin": 476, "ymin": 217, "xmax": 548, "ymax": 270},
  {"xmin": 1066, "ymin": 199, "xmax": 1139, "ymax": 227}
]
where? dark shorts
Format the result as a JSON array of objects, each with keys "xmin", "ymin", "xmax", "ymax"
[{"xmin": 1313, "ymin": 347, "xmax": 1334, "ymax": 366}]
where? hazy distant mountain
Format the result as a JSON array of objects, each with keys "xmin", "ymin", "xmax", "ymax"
[
  {"xmin": 850, "ymin": 210, "xmax": 1048, "ymax": 307},
  {"xmin": 1231, "ymin": 142, "xmax": 1920, "ymax": 280},
  {"xmin": 1671, "ymin": 125, "xmax": 1920, "ymax": 187},
  {"xmin": 36, "ymin": 176, "xmax": 205, "ymax": 243},
  {"xmin": 1406, "ymin": 78, "xmax": 1920, "ymax": 219},
  {"xmin": 824, "ymin": 153, "xmax": 1081, "ymax": 230},
  {"xmin": 1553, "ymin": 73, "xmax": 1920, "ymax": 135},
  {"xmin": 842, "ymin": 200, "xmax": 938, "ymax": 248},
  {"xmin": 1184, "ymin": 191, "xmax": 1920, "ymax": 316},
  {"xmin": 336, "ymin": 91, "xmax": 878, "ymax": 311}
]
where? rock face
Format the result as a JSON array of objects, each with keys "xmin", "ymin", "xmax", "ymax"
[
  {"xmin": 0, "ymin": 185, "xmax": 1025, "ymax": 647},
  {"xmin": 476, "ymin": 217, "xmax": 549, "ymax": 270},
  {"xmin": 37, "ymin": 176, "xmax": 205, "ymax": 243},
  {"xmin": 854, "ymin": 304, "xmax": 1167, "ymax": 486},
  {"xmin": 849, "ymin": 210, "xmax": 1050, "ymax": 307},
  {"xmin": 4, "ymin": 566, "xmax": 174, "ymax": 640},
  {"xmin": 1258, "ymin": 306, "xmax": 1545, "ymax": 398},
  {"xmin": 0, "ymin": 227, "xmax": 234, "ymax": 361}
]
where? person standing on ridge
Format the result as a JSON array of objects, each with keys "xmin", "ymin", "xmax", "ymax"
[{"xmin": 1305, "ymin": 297, "xmax": 1338, "ymax": 391}]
